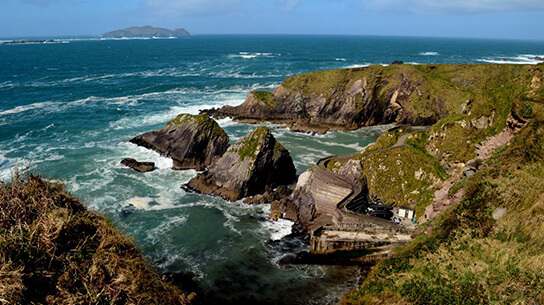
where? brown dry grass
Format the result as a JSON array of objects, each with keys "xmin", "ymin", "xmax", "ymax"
[{"xmin": 0, "ymin": 171, "xmax": 188, "ymax": 305}]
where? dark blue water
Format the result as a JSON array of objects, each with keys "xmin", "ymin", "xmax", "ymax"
[{"xmin": 1, "ymin": 35, "xmax": 543, "ymax": 304}]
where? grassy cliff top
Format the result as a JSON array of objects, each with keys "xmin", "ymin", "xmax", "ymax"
[
  {"xmin": 251, "ymin": 91, "xmax": 277, "ymax": 108},
  {"xmin": 282, "ymin": 63, "xmax": 543, "ymax": 165},
  {"xmin": 282, "ymin": 64, "xmax": 542, "ymax": 133},
  {"xmin": 233, "ymin": 126, "xmax": 271, "ymax": 160},
  {"xmin": 0, "ymin": 172, "xmax": 188, "ymax": 304},
  {"xmin": 166, "ymin": 113, "xmax": 228, "ymax": 139}
]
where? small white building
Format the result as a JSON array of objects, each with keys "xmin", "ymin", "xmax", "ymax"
[{"xmin": 398, "ymin": 207, "xmax": 415, "ymax": 219}]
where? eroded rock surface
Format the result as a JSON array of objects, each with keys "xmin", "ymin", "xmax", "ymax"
[
  {"xmin": 130, "ymin": 114, "xmax": 229, "ymax": 170},
  {"xmin": 186, "ymin": 127, "xmax": 296, "ymax": 201}
]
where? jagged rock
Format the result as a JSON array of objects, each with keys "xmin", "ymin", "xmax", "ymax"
[
  {"xmin": 507, "ymin": 112, "xmax": 526, "ymax": 130},
  {"xmin": 462, "ymin": 166, "xmax": 477, "ymax": 178},
  {"xmin": 121, "ymin": 158, "xmax": 155, "ymax": 172},
  {"xmin": 186, "ymin": 127, "xmax": 296, "ymax": 201},
  {"xmin": 130, "ymin": 114, "xmax": 229, "ymax": 170},
  {"xmin": 273, "ymin": 170, "xmax": 317, "ymax": 229},
  {"xmin": 269, "ymin": 210, "xmax": 282, "ymax": 221}
]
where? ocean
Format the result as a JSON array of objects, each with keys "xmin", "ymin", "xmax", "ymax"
[{"xmin": 1, "ymin": 35, "xmax": 543, "ymax": 304}]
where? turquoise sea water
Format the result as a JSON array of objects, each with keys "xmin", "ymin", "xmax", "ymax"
[{"xmin": 1, "ymin": 35, "xmax": 544, "ymax": 304}]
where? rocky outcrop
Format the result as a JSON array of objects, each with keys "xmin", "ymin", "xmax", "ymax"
[
  {"xmin": 186, "ymin": 127, "xmax": 296, "ymax": 201},
  {"xmin": 130, "ymin": 114, "xmax": 229, "ymax": 171},
  {"xmin": 121, "ymin": 158, "xmax": 155, "ymax": 172},
  {"xmin": 206, "ymin": 64, "xmax": 543, "ymax": 134},
  {"xmin": 205, "ymin": 66, "xmax": 450, "ymax": 133},
  {"xmin": 271, "ymin": 170, "xmax": 317, "ymax": 229}
]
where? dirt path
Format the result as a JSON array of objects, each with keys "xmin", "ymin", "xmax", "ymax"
[
  {"xmin": 475, "ymin": 129, "xmax": 515, "ymax": 160},
  {"xmin": 420, "ymin": 127, "xmax": 516, "ymax": 226}
]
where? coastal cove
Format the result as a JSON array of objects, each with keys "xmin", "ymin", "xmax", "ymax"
[{"xmin": 2, "ymin": 35, "xmax": 544, "ymax": 304}]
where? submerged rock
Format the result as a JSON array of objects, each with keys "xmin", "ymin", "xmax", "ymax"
[
  {"xmin": 121, "ymin": 158, "xmax": 155, "ymax": 172},
  {"xmin": 130, "ymin": 114, "xmax": 229, "ymax": 170},
  {"xmin": 186, "ymin": 126, "xmax": 296, "ymax": 201}
]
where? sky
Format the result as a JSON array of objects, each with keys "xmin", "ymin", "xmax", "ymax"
[{"xmin": 1, "ymin": 0, "xmax": 544, "ymax": 40}]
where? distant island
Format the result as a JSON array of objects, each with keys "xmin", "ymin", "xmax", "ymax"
[
  {"xmin": 102, "ymin": 26, "xmax": 190, "ymax": 38},
  {"xmin": 2, "ymin": 39, "xmax": 62, "ymax": 45}
]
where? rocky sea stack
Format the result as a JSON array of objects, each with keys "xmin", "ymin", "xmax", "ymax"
[
  {"xmin": 130, "ymin": 114, "xmax": 229, "ymax": 170},
  {"xmin": 186, "ymin": 126, "xmax": 296, "ymax": 201}
]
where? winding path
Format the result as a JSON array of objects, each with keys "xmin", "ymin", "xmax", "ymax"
[{"xmin": 313, "ymin": 125, "xmax": 431, "ymax": 222}]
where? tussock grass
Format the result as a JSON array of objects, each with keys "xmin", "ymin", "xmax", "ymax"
[{"xmin": 0, "ymin": 171, "xmax": 188, "ymax": 305}]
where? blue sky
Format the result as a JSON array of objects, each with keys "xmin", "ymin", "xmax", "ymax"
[{"xmin": 1, "ymin": 0, "xmax": 544, "ymax": 40}]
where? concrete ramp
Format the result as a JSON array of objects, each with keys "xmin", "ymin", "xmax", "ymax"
[{"xmin": 311, "ymin": 159, "xmax": 352, "ymax": 217}]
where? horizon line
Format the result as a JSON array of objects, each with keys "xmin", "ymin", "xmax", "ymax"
[{"xmin": 1, "ymin": 33, "xmax": 543, "ymax": 43}]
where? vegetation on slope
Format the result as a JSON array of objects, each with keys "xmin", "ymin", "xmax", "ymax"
[
  {"xmin": 343, "ymin": 113, "xmax": 544, "ymax": 304},
  {"xmin": 233, "ymin": 126, "xmax": 270, "ymax": 160},
  {"xmin": 251, "ymin": 91, "xmax": 277, "ymax": 108},
  {"xmin": 0, "ymin": 172, "xmax": 188, "ymax": 304},
  {"xmin": 166, "ymin": 113, "xmax": 227, "ymax": 139},
  {"xmin": 282, "ymin": 64, "xmax": 544, "ymax": 161}
]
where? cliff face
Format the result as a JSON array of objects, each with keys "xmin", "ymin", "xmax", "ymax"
[
  {"xmin": 208, "ymin": 64, "xmax": 543, "ymax": 133},
  {"xmin": 186, "ymin": 127, "xmax": 296, "ymax": 201},
  {"xmin": 130, "ymin": 114, "xmax": 229, "ymax": 171}
]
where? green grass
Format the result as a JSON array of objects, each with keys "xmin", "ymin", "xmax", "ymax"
[
  {"xmin": 343, "ymin": 118, "xmax": 544, "ymax": 305},
  {"xmin": 166, "ymin": 113, "xmax": 227, "ymax": 139},
  {"xmin": 0, "ymin": 171, "xmax": 188, "ymax": 304},
  {"xmin": 351, "ymin": 145, "xmax": 446, "ymax": 217},
  {"xmin": 251, "ymin": 91, "xmax": 277, "ymax": 108},
  {"xmin": 233, "ymin": 126, "xmax": 270, "ymax": 160},
  {"xmin": 281, "ymin": 63, "xmax": 542, "ymax": 165}
]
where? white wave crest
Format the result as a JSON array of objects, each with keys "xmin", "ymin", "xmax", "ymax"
[
  {"xmin": 419, "ymin": 51, "xmax": 439, "ymax": 56},
  {"xmin": 228, "ymin": 52, "xmax": 280, "ymax": 60},
  {"xmin": 260, "ymin": 205, "xmax": 294, "ymax": 241},
  {"xmin": 0, "ymin": 101, "xmax": 57, "ymax": 116},
  {"xmin": 478, "ymin": 54, "xmax": 544, "ymax": 65},
  {"xmin": 345, "ymin": 63, "xmax": 371, "ymax": 69}
]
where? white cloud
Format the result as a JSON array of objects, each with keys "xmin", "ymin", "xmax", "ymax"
[
  {"xmin": 362, "ymin": 0, "xmax": 544, "ymax": 14},
  {"xmin": 143, "ymin": 0, "xmax": 253, "ymax": 17},
  {"xmin": 276, "ymin": 0, "xmax": 300, "ymax": 11}
]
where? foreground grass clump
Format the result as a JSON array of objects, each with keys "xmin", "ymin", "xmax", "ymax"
[
  {"xmin": 0, "ymin": 172, "xmax": 187, "ymax": 304},
  {"xmin": 343, "ymin": 118, "xmax": 544, "ymax": 305}
]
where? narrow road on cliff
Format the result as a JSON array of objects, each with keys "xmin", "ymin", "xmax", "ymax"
[{"xmin": 315, "ymin": 125, "xmax": 431, "ymax": 217}]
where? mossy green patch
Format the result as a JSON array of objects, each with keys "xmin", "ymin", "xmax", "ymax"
[
  {"xmin": 251, "ymin": 91, "xmax": 277, "ymax": 108},
  {"xmin": 166, "ymin": 113, "xmax": 227, "ymax": 139},
  {"xmin": 351, "ymin": 145, "xmax": 445, "ymax": 217},
  {"xmin": 234, "ymin": 126, "xmax": 270, "ymax": 160}
]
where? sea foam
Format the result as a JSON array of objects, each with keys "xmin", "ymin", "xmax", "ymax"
[{"xmin": 419, "ymin": 51, "xmax": 439, "ymax": 56}]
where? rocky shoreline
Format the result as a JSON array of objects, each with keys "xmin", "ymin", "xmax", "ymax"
[{"xmin": 129, "ymin": 63, "xmax": 541, "ymax": 265}]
